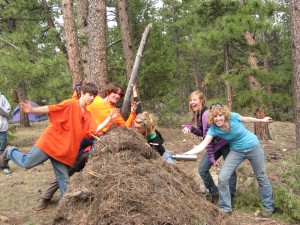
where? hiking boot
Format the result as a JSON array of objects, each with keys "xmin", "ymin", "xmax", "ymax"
[
  {"xmin": 34, "ymin": 198, "xmax": 50, "ymax": 211},
  {"xmin": 225, "ymin": 211, "xmax": 232, "ymax": 216},
  {"xmin": 0, "ymin": 146, "xmax": 11, "ymax": 169},
  {"xmin": 258, "ymin": 211, "xmax": 273, "ymax": 218},
  {"xmin": 211, "ymin": 192, "xmax": 219, "ymax": 205},
  {"xmin": 219, "ymin": 209, "xmax": 232, "ymax": 216}
]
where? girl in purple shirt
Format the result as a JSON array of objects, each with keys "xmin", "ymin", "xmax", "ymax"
[{"xmin": 182, "ymin": 91, "xmax": 237, "ymax": 204}]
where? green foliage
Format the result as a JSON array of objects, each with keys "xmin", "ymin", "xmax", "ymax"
[
  {"xmin": 234, "ymin": 179, "xmax": 262, "ymax": 212},
  {"xmin": 0, "ymin": 0, "xmax": 70, "ymax": 104},
  {"xmin": 7, "ymin": 124, "xmax": 17, "ymax": 144},
  {"xmin": 273, "ymin": 185, "xmax": 300, "ymax": 222}
]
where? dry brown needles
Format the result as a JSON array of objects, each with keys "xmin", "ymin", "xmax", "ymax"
[{"xmin": 52, "ymin": 127, "xmax": 226, "ymax": 225}]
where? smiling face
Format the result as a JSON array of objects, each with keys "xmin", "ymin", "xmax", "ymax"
[
  {"xmin": 189, "ymin": 91, "xmax": 205, "ymax": 112},
  {"xmin": 212, "ymin": 112, "xmax": 226, "ymax": 127},
  {"xmin": 106, "ymin": 88, "xmax": 123, "ymax": 104}
]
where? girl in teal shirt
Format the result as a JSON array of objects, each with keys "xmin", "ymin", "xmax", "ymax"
[{"xmin": 184, "ymin": 103, "xmax": 274, "ymax": 218}]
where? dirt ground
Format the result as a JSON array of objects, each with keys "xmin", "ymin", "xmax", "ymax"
[{"xmin": 0, "ymin": 120, "xmax": 298, "ymax": 225}]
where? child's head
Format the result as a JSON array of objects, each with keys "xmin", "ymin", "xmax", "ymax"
[
  {"xmin": 189, "ymin": 91, "xmax": 206, "ymax": 112},
  {"xmin": 133, "ymin": 111, "xmax": 157, "ymax": 137},
  {"xmin": 81, "ymin": 82, "xmax": 98, "ymax": 96},
  {"xmin": 104, "ymin": 82, "xmax": 125, "ymax": 98},
  {"xmin": 207, "ymin": 103, "xmax": 231, "ymax": 124}
]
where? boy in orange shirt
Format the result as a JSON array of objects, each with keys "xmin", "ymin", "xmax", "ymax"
[
  {"xmin": 33, "ymin": 82, "xmax": 138, "ymax": 211},
  {"xmin": 0, "ymin": 83, "xmax": 118, "ymax": 198}
]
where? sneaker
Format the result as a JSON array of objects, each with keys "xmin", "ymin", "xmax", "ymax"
[
  {"xmin": 0, "ymin": 145, "xmax": 11, "ymax": 169},
  {"xmin": 211, "ymin": 192, "xmax": 219, "ymax": 205},
  {"xmin": 3, "ymin": 168, "xmax": 11, "ymax": 175},
  {"xmin": 34, "ymin": 198, "xmax": 51, "ymax": 211},
  {"xmin": 219, "ymin": 209, "xmax": 232, "ymax": 216},
  {"xmin": 199, "ymin": 185, "xmax": 207, "ymax": 194},
  {"xmin": 258, "ymin": 211, "xmax": 273, "ymax": 218}
]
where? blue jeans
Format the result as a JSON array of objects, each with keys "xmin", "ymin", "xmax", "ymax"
[
  {"xmin": 7, "ymin": 145, "xmax": 70, "ymax": 197},
  {"xmin": 198, "ymin": 144, "xmax": 237, "ymax": 196},
  {"xmin": 218, "ymin": 145, "xmax": 275, "ymax": 213},
  {"xmin": 0, "ymin": 131, "xmax": 9, "ymax": 170},
  {"xmin": 162, "ymin": 150, "xmax": 174, "ymax": 164}
]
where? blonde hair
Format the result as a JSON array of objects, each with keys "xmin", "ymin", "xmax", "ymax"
[
  {"xmin": 134, "ymin": 111, "xmax": 157, "ymax": 137},
  {"xmin": 207, "ymin": 104, "xmax": 231, "ymax": 124},
  {"xmin": 189, "ymin": 91, "xmax": 206, "ymax": 124}
]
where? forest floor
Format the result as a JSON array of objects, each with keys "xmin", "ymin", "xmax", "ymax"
[{"xmin": 0, "ymin": 119, "xmax": 298, "ymax": 225}]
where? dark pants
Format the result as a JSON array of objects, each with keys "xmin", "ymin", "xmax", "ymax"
[
  {"xmin": 0, "ymin": 131, "xmax": 9, "ymax": 169},
  {"xmin": 198, "ymin": 144, "xmax": 237, "ymax": 197}
]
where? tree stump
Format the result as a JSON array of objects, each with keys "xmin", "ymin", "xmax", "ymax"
[{"xmin": 253, "ymin": 108, "xmax": 272, "ymax": 140}]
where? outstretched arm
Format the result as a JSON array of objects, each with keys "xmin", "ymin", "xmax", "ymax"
[
  {"xmin": 95, "ymin": 108, "xmax": 119, "ymax": 133},
  {"xmin": 183, "ymin": 135, "xmax": 214, "ymax": 155},
  {"xmin": 20, "ymin": 100, "xmax": 49, "ymax": 114},
  {"xmin": 241, "ymin": 116, "xmax": 273, "ymax": 123}
]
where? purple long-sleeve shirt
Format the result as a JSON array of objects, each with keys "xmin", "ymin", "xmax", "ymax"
[{"xmin": 188, "ymin": 109, "xmax": 228, "ymax": 165}]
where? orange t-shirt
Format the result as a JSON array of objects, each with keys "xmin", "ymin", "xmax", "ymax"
[
  {"xmin": 35, "ymin": 99, "xmax": 97, "ymax": 166},
  {"xmin": 86, "ymin": 95, "xmax": 136, "ymax": 134}
]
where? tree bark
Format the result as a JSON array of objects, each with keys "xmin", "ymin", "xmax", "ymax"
[
  {"xmin": 76, "ymin": 0, "xmax": 90, "ymax": 79},
  {"xmin": 223, "ymin": 43, "xmax": 233, "ymax": 110},
  {"xmin": 245, "ymin": 31, "xmax": 271, "ymax": 140},
  {"xmin": 290, "ymin": 0, "xmax": 300, "ymax": 148},
  {"xmin": 88, "ymin": 0, "xmax": 108, "ymax": 94},
  {"xmin": 121, "ymin": 24, "xmax": 152, "ymax": 119},
  {"xmin": 18, "ymin": 80, "xmax": 30, "ymax": 127},
  {"xmin": 118, "ymin": 0, "xmax": 135, "ymax": 79},
  {"xmin": 62, "ymin": 0, "xmax": 83, "ymax": 86},
  {"xmin": 253, "ymin": 108, "xmax": 271, "ymax": 140}
]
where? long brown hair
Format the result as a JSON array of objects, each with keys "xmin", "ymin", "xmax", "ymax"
[{"xmin": 189, "ymin": 91, "xmax": 206, "ymax": 125}]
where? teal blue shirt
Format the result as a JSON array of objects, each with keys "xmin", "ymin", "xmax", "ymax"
[{"xmin": 207, "ymin": 112, "xmax": 259, "ymax": 151}]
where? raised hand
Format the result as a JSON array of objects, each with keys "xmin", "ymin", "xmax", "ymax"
[
  {"xmin": 131, "ymin": 101, "xmax": 140, "ymax": 113},
  {"xmin": 110, "ymin": 108, "xmax": 120, "ymax": 119},
  {"xmin": 182, "ymin": 125, "xmax": 192, "ymax": 134},
  {"xmin": 20, "ymin": 100, "xmax": 32, "ymax": 113}
]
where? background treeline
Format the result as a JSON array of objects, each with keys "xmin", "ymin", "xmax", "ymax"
[{"xmin": 0, "ymin": 0, "xmax": 293, "ymax": 124}]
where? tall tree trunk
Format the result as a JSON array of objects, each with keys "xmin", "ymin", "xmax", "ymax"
[
  {"xmin": 245, "ymin": 32, "xmax": 262, "ymax": 89},
  {"xmin": 18, "ymin": 80, "xmax": 30, "ymax": 127},
  {"xmin": 77, "ymin": 0, "xmax": 90, "ymax": 79},
  {"xmin": 88, "ymin": 0, "xmax": 108, "ymax": 94},
  {"xmin": 223, "ymin": 43, "xmax": 233, "ymax": 110},
  {"xmin": 290, "ymin": 0, "xmax": 300, "ymax": 148},
  {"xmin": 245, "ymin": 31, "xmax": 271, "ymax": 140},
  {"xmin": 118, "ymin": 0, "xmax": 134, "ymax": 79},
  {"xmin": 62, "ymin": 0, "xmax": 83, "ymax": 86}
]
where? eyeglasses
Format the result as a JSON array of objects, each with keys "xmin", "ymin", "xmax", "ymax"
[{"xmin": 209, "ymin": 103, "xmax": 223, "ymax": 110}]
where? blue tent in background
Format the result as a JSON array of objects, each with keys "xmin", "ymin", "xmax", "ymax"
[{"xmin": 9, "ymin": 101, "xmax": 48, "ymax": 124}]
